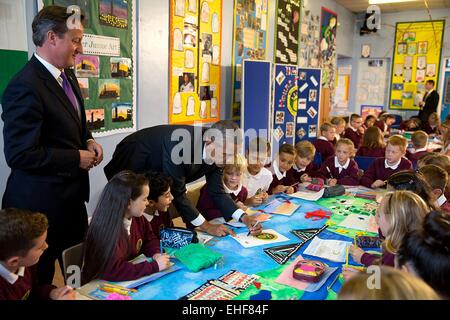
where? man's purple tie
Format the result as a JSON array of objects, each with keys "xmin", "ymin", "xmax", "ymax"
[{"xmin": 60, "ymin": 72, "xmax": 80, "ymax": 117}]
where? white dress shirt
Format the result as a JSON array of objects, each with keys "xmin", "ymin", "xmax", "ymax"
[
  {"xmin": 335, "ymin": 157, "xmax": 350, "ymax": 173},
  {"xmin": 0, "ymin": 263, "xmax": 25, "ymax": 285}
]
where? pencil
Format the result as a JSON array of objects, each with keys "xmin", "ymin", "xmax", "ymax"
[
  {"xmin": 326, "ymin": 166, "xmax": 334, "ymax": 179},
  {"xmin": 327, "ymin": 272, "xmax": 340, "ymax": 291},
  {"xmin": 247, "ymin": 220, "xmax": 261, "ymax": 236},
  {"xmin": 345, "ymin": 245, "xmax": 349, "ymax": 267},
  {"xmin": 354, "ymin": 236, "xmax": 357, "ymax": 246}
]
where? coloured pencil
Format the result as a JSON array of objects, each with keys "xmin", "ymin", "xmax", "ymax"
[
  {"xmin": 326, "ymin": 166, "xmax": 334, "ymax": 179},
  {"xmin": 247, "ymin": 220, "xmax": 261, "ymax": 236},
  {"xmin": 327, "ymin": 272, "xmax": 340, "ymax": 291},
  {"xmin": 345, "ymin": 245, "xmax": 349, "ymax": 267}
]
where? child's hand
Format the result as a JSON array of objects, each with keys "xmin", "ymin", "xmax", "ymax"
[
  {"xmin": 328, "ymin": 179, "xmax": 338, "ymax": 187},
  {"xmin": 358, "ymin": 127, "xmax": 365, "ymax": 134},
  {"xmin": 285, "ymin": 186, "xmax": 295, "ymax": 194},
  {"xmin": 273, "ymin": 185, "xmax": 287, "ymax": 194},
  {"xmin": 341, "ymin": 266, "xmax": 361, "ymax": 281},
  {"xmin": 349, "ymin": 245, "xmax": 365, "ymax": 264},
  {"xmin": 236, "ymin": 201, "xmax": 248, "ymax": 211},
  {"xmin": 357, "ymin": 169, "xmax": 364, "ymax": 178},
  {"xmin": 50, "ymin": 286, "xmax": 75, "ymax": 300},
  {"xmin": 301, "ymin": 174, "xmax": 312, "ymax": 183},
  {"xmin": 371, "ymin": 180, "xmax": 386, "ymax": 189},
  {"xmin": 246, "ymin": 195, "xmax": 263, "ymax": 207},
  {"xmin": 261, "ymin": 192, "xmax": 269, "ymax": 201},
  {"xmin": 155, "ymin": 253, "xmax": 171, "ymax": 271}
]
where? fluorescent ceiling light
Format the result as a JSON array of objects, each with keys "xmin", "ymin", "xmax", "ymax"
[{"xmin": 368, "ymin": 0, "xmax": 418, "ymax": 4}]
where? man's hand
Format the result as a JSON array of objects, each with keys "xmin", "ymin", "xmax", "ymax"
[
  {"xmin": 200, "ymin": 221, "xmax": 236, "ymax": 237},
  {"xmin": 241, "ymin": 214, "xmax": 262, "ymax": 236},
  {"xmin": 79, "ymin": 150, "xmax": 97, "ymax": 171},
  {"xmin": 87, "ymin": 140, "xmax": 104, "ymax": 166}
]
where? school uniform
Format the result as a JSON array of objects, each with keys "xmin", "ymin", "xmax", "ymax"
[
  {"xmin": 406, "ymin": 147, "xmax": 428, "ymax": 162},
  {"xmin": 0, "ymin": 264, "xmax": 55, "ymax": 300},
  {"xmin": 100, "ymin": 216, "xmax": 161, "ymax": 282},
  {"xmin": 360, "ymin": 158, "xmax": 413, "ymax": 188},
  {"xmin": 375, "ymin": 120, "xmax": 390, "ymax": 135},
  {"xmin": 313, "ymin": 136, "xmax": 335, "ymax": 162},
  {"xmin": 289, "ymin": 162, "xmax": 320, "ymax": 182},
  {"xmin": 343, "ymin": 126, "xmax": 363, "ymax": 149},
  {"xmin": 356, "ymin": 146, "xmax": 385, "ymax": 158},
  {"xmin": 422, "ymin": 123, "xmax": 438, "ymax": 135},
  {"xmin": 242, "ymin": 167, "xmax": 273, "ymax": 198},
  {"xmin": 143, "ymin": 211, "xmax": 174, "ymax": 239},
  {"xmin": 318, "ymin": 157, "xmax": 360, "ymax": 186},
  {"xmin": 268, "ymin": 160, "xmax": 296, "ymax": 194},
  {"xmin": 437, "ymin": 194, "xmax": 450, "ymax": 214},
  {"xmin": 196, "ymin": 183, "xmax": 248, "ymax": 221},
  {"xmin": 361, "ymin": 251, "xmax": 395, "ymax": 267}
]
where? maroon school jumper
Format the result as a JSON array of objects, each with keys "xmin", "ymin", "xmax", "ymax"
[
  {"xmin": 196, "ymin": 184, "xmax": 248, "ymax": 221},
  {"xmin": 360, "ymin": 158, "xmax": 413, "ymax": 188},
  {"xmin": 356, "ymin": 146, "xmax": 385, "ymax": 158},
  {"xmin": 313, "ymin": 138, "xmax": 335, "ymax": 162},
  {"xmin": 441, "ymin": 202, "xmax": 450, "ymax": 214},
  {"xmin": 361, "ymin": 251, "xmax": 395, "ymax": 267},
  {"xmin": 268, "ymin": 166, "xmax": 297, "ymax": 194},
  {"xmin": 318, "ymin": 157, "xmax": 360, "ymax": 186},
  {"xmin": 406, "ymin": 149, "xmax": 428, "ymax": 162},
  {"xmin": 101, "ymin": 216, "xmax": 161, "ymax": 282},
  {"xmin": 289, "ymin": 163, "xmax": 320, "ymax": 182},
  {"xmin": 375, "ymin": 120, "xmax": 390, "ymax": 135},
  {"xmin": 0, "ymin": 266, "xmax": 55, "ymax": 300},
  {"xmin": 145, "ymin": 211, "xmax": 174, "ymax": 239},
  {"xmin": 422, "ymin": 123, "xmax": 438, "ymax": 135},
  {"xmin": 343, "ymin": 127, "xmax": 363, "ymax": 149}
]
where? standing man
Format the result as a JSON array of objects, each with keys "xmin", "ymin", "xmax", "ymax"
[
  {"xmin": 1, "ymin": 6, "xmax": 103, "ymax": 284},
  {"xmin": 104, "ymin": 121, "xmax": 262, "ymax": 237},
  {"xmin": 418, "ymin": 79, "xmax": 440, "ymax": 126}
]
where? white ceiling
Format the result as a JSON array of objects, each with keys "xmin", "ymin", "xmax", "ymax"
[{"xmin": 334, "ymin": 0, "xmax": 450, "ymax": 13}]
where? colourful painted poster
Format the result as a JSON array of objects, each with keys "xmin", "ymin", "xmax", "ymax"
[
  {"xmin": 169, "ymin": 0, "xmax": 222, "ymax": 124},
  {"xmin": 389, "ymin": 20, "xmax": 445, "ymax": 111},
  {"xmin": 299, "ymin": 9, "xmax": 320, "ymax": 68},
  {"xmin": 319, "ymin": 7, "xmax": 337, "ymax": 91},
  {"xmin": 274, "ymin": 0, "xmax": 301, "ymax": 64},
  {"xmin": 231, "ymin": 0, "xmax": 269, "ymax": 121}
]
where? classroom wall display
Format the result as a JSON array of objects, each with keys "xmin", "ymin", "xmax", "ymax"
[
  {"xmin": 40, "ymin": 0, "xmax": 137, "ymax": 137},
  {"xmin": 299, "ymin": 9, "xmax": 320, "ymax": 68},
  {"xmin": 274, "ymin": 0, "xmax": 301, "ymax": 65},
  {"xmin": 231, "ymin": 0, "xmax": 269, "ymax": 121},
  {"xmin": 356, "ymin": 58, "xmax": 389, "ymax": 114},
  {"xmin": 271, "ymin": 65, "xmax": 298, "ymax": 156},
  {"xmin": 296, "ymin": 68, "xmax": 322, "ymax": 143},
  {"xmin": 389, "ymin": 20, "xmax": 445, "ymax": 111},
  {"xmin": 361, "ymin": 105, "xmax": 384, "ymax": 120},
  {"xmin": 319, "ymin": 7, "xmax": 337, "ymax": 91},
  {"xmin": 169, "ymin": 0, "xmax": 222, "ymax": 124}
]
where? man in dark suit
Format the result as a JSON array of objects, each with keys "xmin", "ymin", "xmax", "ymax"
[
  {"xmin": 1, "ymin": 6, "xmax": 103, "ymax": 284},
  {"xmin": 418, "ymin": 79, "xmax": 440, "ymax": 126},
  {"xmin": 104, "ymin": 121, "xmax": 262, "ymax": 237}
]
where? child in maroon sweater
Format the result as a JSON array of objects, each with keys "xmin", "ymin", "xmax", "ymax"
[
  {"xmin": 268, "ymin": 143, "xmax": 297, "ymax": 194},
  {"xmin": 343, "ymin": 114, "xmax": 364, "ymax": 149},
  {"xmin": 313, "ymin": 122, "xmax": 336, "ymax": 162},
  {"xmin": 407, "ymin": 130, "xmax": 429, "ymax": 162},
  {"xmin": 331, "ymin": 117, "xmax": 346, "ymax": 145},
  {"xmin": 197, "ymin": 153, "xmax": 248, "ymax": 221},
  {"xmin": 419, "ymin": 165, "xmax": 450, "ymax": 214},
  {"xmin": 422, "ymin": 112, "xmax": 440, "ymax": 136},
  {"xmin": 318, "ymin": 139, "xmax": 360, "ymax": 186},
  {"xmin": 0, "ymin": 209, "xmax": 74, "ymax": 300},
  {"xmin": 143, "ymin": 172, "xmax": 174, "ymax": 238},
  {"xmin": 356, "ymin": 126, "xmax": 386, "ymax": 158},
  {"xmin": 375, "ymin": 113, "xmax": 396, "ymax": 137},
  {"xmin": 289, "ymin": 140, "xmax": 320, "ymax": 183},
  {"xmin": 82, "ymin": 171, "xmax": 170, "ymax": 284},
  {"xmin": 360, "ymin": 135, "xmax": 413, "ymax": 188},
  {"xmin": 345, "ymin": 191, "xmax": 428, "ymax": 271}
]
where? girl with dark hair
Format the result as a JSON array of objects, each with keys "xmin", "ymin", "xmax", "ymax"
[
  {"xmin": 356, "ymin": 126, "xmax": 386, "ymax": 158},
  {"xmin": 397, "ymin": 211, "xmax": 450, "ymax": 299},
  {"xmin": 82, "ymin": 171, "xmax": 170, "ymax": 284}
]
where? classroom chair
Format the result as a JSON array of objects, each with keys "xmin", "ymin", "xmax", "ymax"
[
  {"xmin": 354, "ymin": 156, "xmax": 376, "ymax": 171},
  {"xmin": 62, "ymin": 243, "xmax": 84, "ymax": 284},
  {"xmin": 313, "ymin": 152, "xmax": 323, "ymax": 166},
  {"xmin": 391, "ymin": 114, "xmax": 403, "ymax": 129}
]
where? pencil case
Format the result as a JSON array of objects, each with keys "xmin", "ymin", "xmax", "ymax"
[
  {"xmin": 293, "ymin": 260, "xmax": 327, "ymax": 283},
  {"xmin": 160, "ymin": 227, "xmax": 198, "ymax": 249}
]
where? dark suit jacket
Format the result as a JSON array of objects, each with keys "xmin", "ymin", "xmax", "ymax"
[
  {"xmin": 2, "ymin": 55, "xmax": 92, "ymax": 242},
  {"xmin": 104, "ymin": 125, "xmax": 240, "ymax": 224},
  {"xmin": 418, "ymin": 90, "xmax": 439, "ymax": 124}
]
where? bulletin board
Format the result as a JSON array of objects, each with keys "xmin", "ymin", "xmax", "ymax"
[
  {"xmin": 296, "ymin": 68, "xmax": 322, "ymax": 143},
  {"xmin": 319, "ymin": 7, "xmax": 337, "ymax": 91},
  {"xmin": 299, "ymin": 9, "xmax": 321, "ymax": 68},
  {"xmin": 231, "ymin": 0, "xmax": 269, "ymax": 121},
  {"xmin": 356, "ymin": 58, "xmax": 389, "ymax": 113},
  {"xmin": 169, "ymin": 0, "xmax": 222, "ymax": 125},
  {"xmin": 241, "ymin": 60, "xmax": 272, "ymax": 150},
  {"xmin": 274, "ymin": 0, "xmax": 301, "ymax": 65},
  {"xmin": 271, "ymin": 64, "xmax": 298, "ymax": 156},
  {"xmin": 389, "ymin": 20, "xmax": 445, "ymax": 111},
  {"xmin": 40, "ymin": 0, "xmax": 137, "ymax": 137}
]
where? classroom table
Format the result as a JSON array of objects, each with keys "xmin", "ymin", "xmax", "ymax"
[{"xmin": 77, "ymin": 186, "xmax": 381, "ymax": 301}]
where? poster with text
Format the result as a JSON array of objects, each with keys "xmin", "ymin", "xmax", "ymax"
[{"xmin": 274, "ymin": 0, "xmax": 301, "ymax": 65}]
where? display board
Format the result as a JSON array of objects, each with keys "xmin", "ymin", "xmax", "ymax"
[
  {"xmin": 296, "ymin": 68, "xmax": 322, "ymax": 143},
  {"xmin": 169, "ymin": 0, "xmax": 222, "ymax": 124},
  {"xmin": 356, "ymin": 58, "xmax": 389, "ymax": 113},
  {"xmin": 389, "ymin": 20, "xmax": 445, "ymax": 111},
  {"xmin": 299, "ymin": 9, "xmax": 320, "ymax": 68},
  {"xmin": 274, "ymin": 0, "xmax": 301, "ymax": 65},
  {"xmin": 271, "ymin": 64, "xmax": 298, "ymax": 156},
  {"xmin": 319, "ymin": 7, "xmax": 337, "ymax": 91},
  {"xmin": 41, "ymin": 0, "xmax": 137, "ymax": 137},
  {"xmin": 231, "ymin": 0, "xmax": 269, "ymax": 121}
]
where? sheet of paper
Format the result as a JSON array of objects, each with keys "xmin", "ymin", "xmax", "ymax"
[
  {"xmin": 261, "ymin": 198, "xmax": 300, "ymax": 216},
  {"xmin": 231, "ymin": 229, "xmax": 290, "ymax": 248},
  {"xmin": 299, "ymin": 83, "xmax": 309, "ymax": 93},
  {"xmin": 338, "ymin": 214, "xmax": 378, "ymax": 233},
  {"xmin": 275, "ymin": 255, "xmax": 338, "ymax": 292},
  {"xmin": 114, "ymin": 263, "xmax": 182, "ymax": 289},
  {"xmin": 197, "ymin": 231, "xmax": 214, "ymax": 244},
  {"xmin": 303, "ymin": 237, "xmax": 352, "ymax": 263}
]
